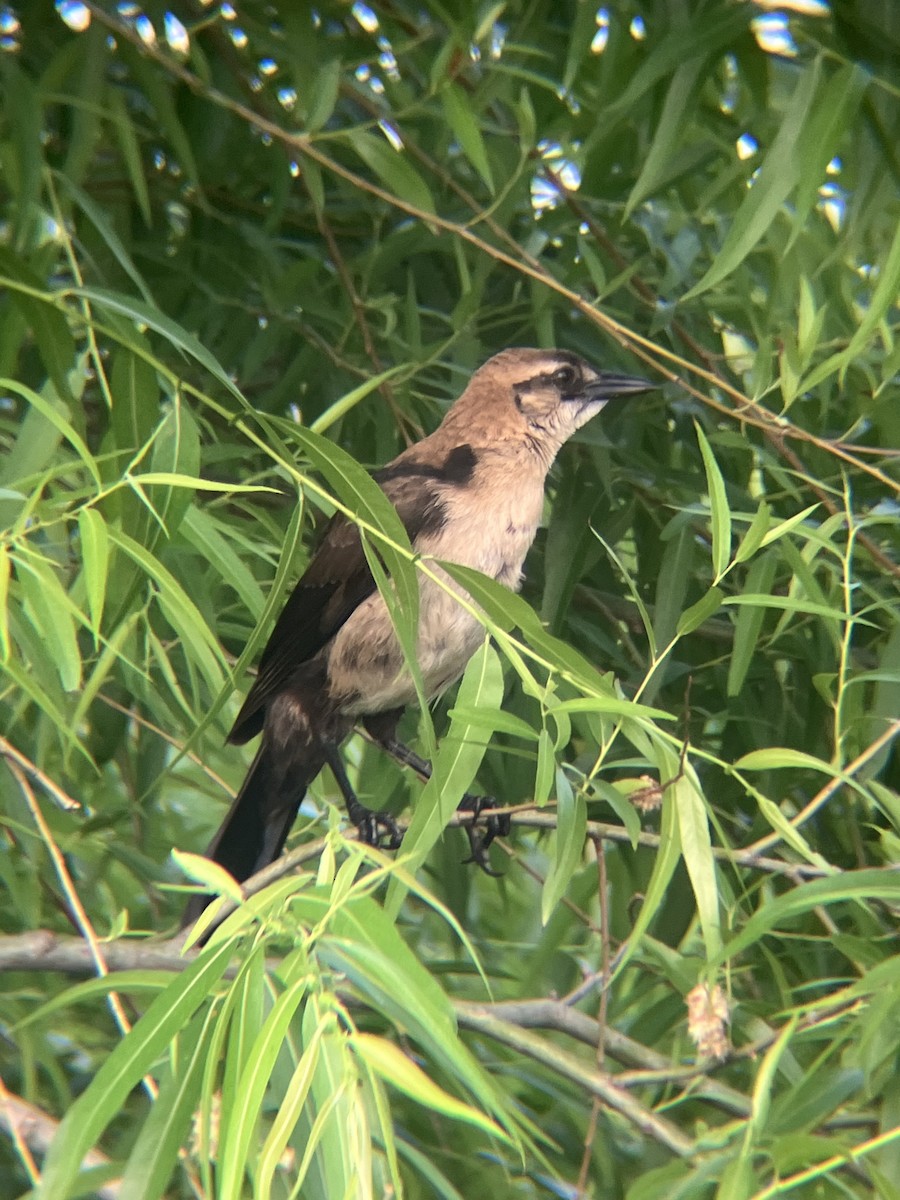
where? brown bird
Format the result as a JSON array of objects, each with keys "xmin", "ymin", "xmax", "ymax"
[{"xmin": 184, "ymin": 348, "xmax": 652, "ymax": 922}]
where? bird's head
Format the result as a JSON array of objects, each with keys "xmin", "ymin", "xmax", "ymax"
[{"xmin": 444, "ymin": 348, "xmax": 654, "ymax": 463}]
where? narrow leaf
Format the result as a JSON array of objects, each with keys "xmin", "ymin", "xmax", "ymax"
[
  {"xmin": 78, "ymin": 507, "xmax": 109, "ymax": 634},
  {"xmin": 676, "ymin": 587, "xmax": 724, "ymax": 636},
  {"xmin": 734, "ymin": 501, "xmax": 770, "ymax": 565},
  {"xmin": 349, "ymin": 130, "xmax": 437, "ymax": 216},
  {"xmin": 684, "ymin": 61, "xmax": 821, "ymax": 298},
  {"xmin": 694, "ymin": 422, "xmax": 731, "ymax": 578},
  {"xmin": 541, "ymin": 769, "xmax": 587, "ymax": 924},
  {"xmin": 36, "ymin": 941, "xmax": 234, "ymax": 1200},
  {"xmin": 442, "ymin": 84, "xmax": 494, "ymax": 191},
  {"xmin": 674, "ymin": 776, "xmax": 721, "ymax": 958},
  {"xmin": 353, "ymin": 1034, "xmax": 506, "ymax": 1137}
]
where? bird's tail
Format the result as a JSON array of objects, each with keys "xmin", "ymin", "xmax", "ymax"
[{"xmin": 182, "ymin": 743, "xmax": 322, "ymax": 928}]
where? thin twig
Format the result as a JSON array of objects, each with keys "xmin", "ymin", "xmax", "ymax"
[
  {"xmin": 0, "ymin": 736, "xmax": 80, "ymax": 812},
  {"xmin": 750, "ymin": 1126, "xmax": 899, "ymax": 1199}
]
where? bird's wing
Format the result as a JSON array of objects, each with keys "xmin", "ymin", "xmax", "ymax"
[{"xmin": 227, "ymin": 466, "xmax": 448, "ymax": 744}]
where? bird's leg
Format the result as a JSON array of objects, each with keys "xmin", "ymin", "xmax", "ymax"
[
  {"xmin": 323, "ymin": 745, "xmax": 402, "ymax": 850},
  {"xmin": 456, "ymin": 794, "xmax": 511, "ymax": 874},
  {"xmin": 361, "ymin": 712, "xmax": 509, "ymax": 872}
]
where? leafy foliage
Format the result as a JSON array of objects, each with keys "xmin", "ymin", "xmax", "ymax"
[{"xmin": 1, "ymin": 1, "xmax": 898, "ymax": 1198}]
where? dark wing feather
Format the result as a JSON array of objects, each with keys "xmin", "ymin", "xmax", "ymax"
[{"xmin": 228, "ymin": 469, "xmax": 447, "ymax": 744}]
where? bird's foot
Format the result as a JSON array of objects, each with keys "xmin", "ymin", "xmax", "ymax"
[
  {"xmin": 347, "ymin": 798, "xmax": 403, "ymax": 851},
  {"xmin": 457, "ymin": 793, "xmax": 510, "ymax": 875}
]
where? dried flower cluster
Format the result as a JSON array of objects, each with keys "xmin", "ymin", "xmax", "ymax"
[{"xmin": 686, "ymin": 982, "xmax": 731, "ymax": 1061}]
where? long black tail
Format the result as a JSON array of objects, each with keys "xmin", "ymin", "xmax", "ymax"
[{"xmin": 182, "ymin": 743, "xmax": 323, "ymax": 927}]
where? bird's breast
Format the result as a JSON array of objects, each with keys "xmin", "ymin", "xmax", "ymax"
[
  {"xmin": 329, "ymin": 466, "xmax": 544, "ymax": 716},
  {"xmin": 426, "ymin": 467, "xmax": 544, "ymax": 584}
]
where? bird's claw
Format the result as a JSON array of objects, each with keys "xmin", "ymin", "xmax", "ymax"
[
  {"xmin": 352, "ymin": 805, "xmax": 403, "ymax": 850},
  {"xmin": 457, "ymin": 793, "xmax": 510, "ymax": 875}
]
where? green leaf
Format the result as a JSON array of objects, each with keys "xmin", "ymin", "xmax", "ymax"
[
  {"xmin": 802, "ymin": 214, "xmax": 900, "ymax": 389},
  {"xmin": 131, "ymin": 472, "xmax": 279, "ymax": 494},
  {"xmin": 626, "ymin": 58, "xmax": 705, "ymax": 216},
  {"xmin": 307, "ymin": 57, "xmax": 341, "ymax": 131},
  {"xmin": 118, "ymin": 41, "xmax": 201, "ymax": 188},
  {"xmin": 0, "ymin": 249, "xmax": 77, "ymax": 405},
  {"xmin": 653, "ymin": 523, "xmax": 695, "ymax": 651},
  {"xmin": 745, "ymin": 1015, "xmax": 800, "ymax": 1146},
  {"xmin": 840, "ymin": 214, "xmax": 900, "ymax": 367},
  {"xmin": 118, "ymin": 1010, "xmax": 217, "ymax": 1200},
  {"xmin": 715, "ymin": 1154, "xmax": 757, "ymax": 1200},
  {"xmin": 683, "ymin": 59, "xmax": 821, "ymax": 299},
  {"xmin": 56, "ymin": 170, "xmax": 154, "ymax": 304},
  {"xmin": 533, "ymin": 727, "xmax": 555, "ymax": 807},
  {"xmin": 516, "ymin": 85, "xmax": 536, "ymax": 150},
  {"xmin": 596, "ymin": 4, "xmax": 753, "ymax": 129},
  {"xmin": 353, "ymin": 1033, "xmax": 506, "ymax": 1137},
  {"xmin": 611, "ymin": 759, "xmax": 683, "ymax": 983},
  {"xmin": 441, "ymin": 84, "xmax": 494, "ymax": 192},
  {"xmin": 220, "ymin": 946, "xmax": 267, "ymax": 1130},
  {"xmin": 437, "ymin": 562, "xmax": 668, "ymax": 714},
  {"xmin": 281, "ymin": 422, "xmax": 418, "ymax": 629},
  {"xmin": 0, "ymin": 546, "xmax": 10, "ymax": 659},
  {"xmin": 734, "ymin": 500, "xmax": 770, "ymax": 565},
  {"xmin": 727, "ymin": 550, "xmax": 777, "ymax": 696},
  {"xmin": 541, "ymin": 768, "xmax": 586, "ymax": 923},
  {"xmin": 735, "ymin": 748, "xmax": 836, "ymax": 773},
  {"xmin": 107, "ymin": 86, "xmax": 152, "ymax": 226},
  {"xmin": 723, "ymin": 595, "xmax": 862, "ymax": 624},
  {"xmin": 173, "ymin": 849, "xmax": 243, "ymax": 904},
  {"xmin": 255, "ymin": 1024, "xmax": 324, "ymax": 1200},
  {"xmin": 180, "ymin": 506, "xmax": 266, "ymax": 620},
  {"xmin": 447, "ymin": 705, "xmax": 539, "ymax": 741},
  {"xmin": 717, "ymin": 870, "xmax": 900, "ymax": 963},
  {"xmin": 349, "ymin": 130, "xmax": 437, "ymax": 216},
  {"xmin": 676, "ymin": 586, "xmax": 724, "ymax": 636},
  {"xmin": 694, "ymin": 422, "xmax": 731, "ymax": 578},
  {"xmin": 591, "ymin": 780, "xmax": 643, "ymax": 846},
  {"xmin": 78, "ymin": 507, "xmax": 109, "ymax": 635},
  {"xmin": 0, "ymin": 654, "xmax": 87, "ymax": 759},
  {"xmin": 108, "ymin": 526, "xmax": 227, "ymax": 694},
  {"xmin": 758, "ymin": 503, "xmax": 819, "ymax": 549},
  {"xmin": 314, "ymin": 897, "xmax": 515, "ymax": 1130},
  {"xmin": 387, "ymin": 639, "xmax": 504, "ymax": 910},
  {"xmin": 75, "ymin": 287, "xmax": 246, "ymax": 404},
  {"xmin": 36, "ymin": 939, "xmax": 234, "ymax": 1200},
  {"xmin": 0, "ymin": 377, "xmax": 98, "ymax": 488},
  {"xmin": 309, "ymin": 366, "xmax": 404, "ymax": 434},
  {"xmin": 18, "ymin": 555, "xmax": 82, "ymax": 692},
  {"xmin": 674, "ymin": 776, "xmax": 721, "ymax": 959},
  {"xmin": 218, "ymin": 977, "xmax": 312, "ymax": 1200},
  {"xmin": 15, "ymin": 971, "xmax": 175, "ymax": 1031},
  {"xmin": 785, "ymin": 62, "xmax": 869, "ymax": 250},
  {"xmin": 69, "ymin": 610, "xmax": 138, "ymax": 737}
]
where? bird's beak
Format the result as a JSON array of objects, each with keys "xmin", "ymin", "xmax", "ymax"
[{"xmin": 580, "ymin": 372, "xmax": 656, "ymax": 401}]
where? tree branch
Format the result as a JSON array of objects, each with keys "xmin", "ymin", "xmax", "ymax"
[{"xmin": 455, "ymin": 1005, "xmax": 695, "ymax": 1156}]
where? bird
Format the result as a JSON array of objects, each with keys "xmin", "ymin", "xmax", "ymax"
[{"xmin": 183, "ymin": 348, "xmax": 653, "ymax": 923}]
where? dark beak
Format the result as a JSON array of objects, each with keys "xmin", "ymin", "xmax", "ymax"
[{"xmin": 581, "ymin": 372, "xmax": 656, "ymax": 400}]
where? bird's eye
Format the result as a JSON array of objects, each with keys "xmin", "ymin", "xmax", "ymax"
[{"xmin": 552, "ymin": 365, "xmax": 580, "ymax": 390}]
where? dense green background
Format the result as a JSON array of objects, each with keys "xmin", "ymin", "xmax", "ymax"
[{"xmin": 1, "ymin": 1, "xmax": 898, "ymax": 1197}]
